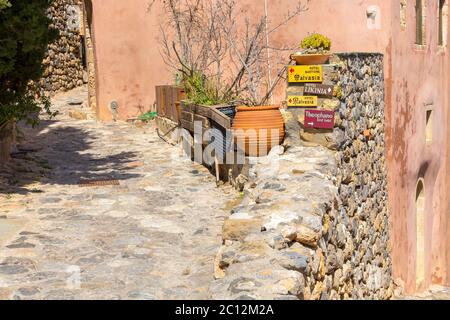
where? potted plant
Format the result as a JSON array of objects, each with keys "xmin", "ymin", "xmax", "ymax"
[
  {"xmin": 291, "ymin": 33, "xmax": 332, "ymax": 65},
  {"xmin": 231, "ymin": 105, "xmax": 285, "ymax": 157}
]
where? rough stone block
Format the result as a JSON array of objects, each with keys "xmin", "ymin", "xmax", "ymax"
[
  {"xmin": 295, "ymin": 224, "xmax": 320, "ymax": 247},
  {"xmin": 222, "ymin": 219, "xmax": 262, "ymax": 242}
]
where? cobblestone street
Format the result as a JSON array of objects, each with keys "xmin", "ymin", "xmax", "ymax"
[{"xmin": 0, "ymin": 87, "xmax": 238, "ymax": 299}]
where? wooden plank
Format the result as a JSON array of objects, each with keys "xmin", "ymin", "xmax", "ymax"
[
  {"xmin": 215, "ymin": 156, "xmax": 220, "ymax": 182},
  {"xmin": 185, "ymin": 103, "xmax": 196, "ymax": 113},
  {"xmin": 171, "ymin": 87, "xmax": 178, "ymax": 121},
  {"xmin": 195, "ymin": 105, "xmax": 212, "ymax": 118},
  {"xmin": 180, "ymin": 119, "xmax": 194, "ymax": 132},
  {"xmin": 174, "ymin": 87, "xmax": 185, "ymax": 122},
  {"xmin": 155, "ymin": 86, "xmax": 162, "ymax": 115},
  {"xmin": 181, "ymin": 111, "xmax": 194, "ymax": 122},
  {"xmin": 194, "ymin": 114, "xmax": 210, "ymax": 128},
  {"xmin": 168, "ymin": 86, "xmax": 175, "ymax": 121},
  {"xmin": 175, "ymin": 102, "xmax": 181, "ymax": 123},
  {"xmin": 163, "ymin": 85, "xmax": 169, "ymax": 117},
  {"xmin": 210, "ymin": 108, "xmax": 231, "ymax": 129}
]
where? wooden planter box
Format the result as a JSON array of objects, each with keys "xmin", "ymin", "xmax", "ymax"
[
  {"xmin": 180, "ymin": 102, "xmax": 234, "ymax": 133},
  {"xmin": 155, "ymin": 85, "xmax": 186, "ymax": 123},
  {"xmin": 180, "ymin": 102, "xmax": 236, "ymax": 159}
]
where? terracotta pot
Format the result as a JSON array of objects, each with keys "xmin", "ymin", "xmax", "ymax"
[
  {"xmin": 290, "ymin": 53, "xmax": 331, "ymax": 65},
  {"xmin": 232, "ymin": 106, "xmax": 285, "ymax": 157}
]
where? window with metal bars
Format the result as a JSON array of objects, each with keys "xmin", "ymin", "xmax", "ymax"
[
  {"xmin": 438, "ymin": 0, "xmax": 447, "ymax": 46},
  {"xmin": 416, "ymin": 0, "xmax": 424, "ymax": 45}
]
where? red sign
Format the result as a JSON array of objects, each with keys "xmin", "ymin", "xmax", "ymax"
[{"xmin": 304, "ymin": 110, "xmax": 335, "ymax": 129}]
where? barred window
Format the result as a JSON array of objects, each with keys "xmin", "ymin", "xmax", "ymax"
[
  {"xmin": 415, "ymin": 0, "xmax": 425, "ymax": 45},
  {"xmin": 438, "ymin": 0, "xmax": 448, "ymax": 46}
]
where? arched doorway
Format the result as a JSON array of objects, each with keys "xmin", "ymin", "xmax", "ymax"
[{"xmin": 416, "ymin": 179, "xmax": 425, "ymax": 290}]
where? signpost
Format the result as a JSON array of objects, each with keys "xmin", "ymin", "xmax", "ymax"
[
  {"xmin": 303, "ymin": 83, "xmax": 334, "ymax": 98},
  {"xmin": 304, "ymin": 110, "xmax": 335, "ymax": 129},
  {"xmin": 288, "ymin": 65, "xmax": 323, "ymax": 83},
  {"xmin": 287, "ymin": 95, "xmax": 318, "ymax": 107}
]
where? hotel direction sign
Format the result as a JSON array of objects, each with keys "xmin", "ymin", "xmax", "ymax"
[
  {"xmin": 287, "ymin": 95, "xmax": 318, "ymax": 107},
  {"xmin": 288, "ymin": 65, "xmax": 323, "ymax": 83},
  {"xmin": 303, "ymin": 83, "xmax": 334, "ymax": 98},
  {"xmin": 304, "ymin": 109, "xmax": 335, "ymax": 129}
]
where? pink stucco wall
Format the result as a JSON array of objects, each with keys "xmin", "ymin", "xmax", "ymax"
[
  {"xmin": 388, "ymin": 0, "xmax": 449, "ymax": 293},
  {"xmin": 86, "ymin": 0, "xmax": 449, "ymax": 295},
  {"xmin": 89, "ymin": 0, "xmax": 172, "ymax": 121},
  {"xmin": 88, "ymin": 0, "xmax": 390, "ymax": 121}
]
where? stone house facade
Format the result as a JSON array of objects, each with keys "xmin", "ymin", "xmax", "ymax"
[
  {"xmin": 38, "ymin": 0, "xmax": 87, "ymax": 97},
  {"xmin": 81, "ymin": 0, "xmax": 449, "ymax": 295}
]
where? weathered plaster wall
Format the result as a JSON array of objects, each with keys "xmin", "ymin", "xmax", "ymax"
[
  {"xmin": 88, "ymin": 0, "xmax": 172, "ymax": 121},
  {"xmin": 87, "ymin": 0, "xmax": 391, "ymax": 121},
  {"xmin": 256, "ymin": 0, "xmax": 393, "ymax": 101},
  {"xmin": 388, "ymin": 0, "xmax": 449, "ymax": 293}
]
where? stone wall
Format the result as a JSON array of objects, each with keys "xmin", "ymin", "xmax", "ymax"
[
  {"xmin": 210, "ymin": 53, "xmax": 396, "ymax": 300},
  {"xmin": 313, "ymin": 53, "xmax": 392, "ymax": 299},
  {"xmin": 37, "ymin": 0, "xmax": 86, "ymax": 96}
]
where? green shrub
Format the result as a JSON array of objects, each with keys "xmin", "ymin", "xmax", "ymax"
[
  {"xmin": 0, "ymin": 0, "xmax": 11, "ymax": 10},
  {"xmin": 138, "ymin": 111, "xmax": 157, "ymax": 121},
  {"xmin": 0, "ymin": 0, "xmax": 58, "ymax": 126},
  {"xmin": 300, "ymin": 33, "xmax": 331, "ymax": 52},
  {"xmin": 183, "ymin": 72, "xmax": 226, "ymax": 106}
]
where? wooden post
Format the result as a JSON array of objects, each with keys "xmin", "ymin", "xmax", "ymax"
[{"xmin": 215, "ymin": 155, "xmax": 220, "ymax": 182}]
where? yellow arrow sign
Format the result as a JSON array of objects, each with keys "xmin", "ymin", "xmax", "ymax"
[
  {"xmin": 287, "ymin": 95, "xmax": 318, "ymax": 107},
  {"xmin": 288, "ymin": 65, "xmax": 323, "ymax": 83}
]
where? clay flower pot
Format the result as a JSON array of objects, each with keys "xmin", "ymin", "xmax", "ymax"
[
  {"xmin": 290, "ymin": 53, "xmax": 331, "ymax": 65},
  {"xmin": 232, "ymin": 106, "xmax": 285, "ymax": 157}
]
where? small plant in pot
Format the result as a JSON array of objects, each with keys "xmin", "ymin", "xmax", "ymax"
[{"xmin": 291, "ymin": 33, "xmax": 332, "ymax": 65}]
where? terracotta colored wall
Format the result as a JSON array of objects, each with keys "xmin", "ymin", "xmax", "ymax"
[
  {"xmin": 388, "ymin": 0, "xmax": 449, "ymax": 294},
  {"xmin": 89, "ymin": 0, "xmax": 171, "ymax": 121},
  {"xmin": 244, "ymin": 0, "xmax": 392, "ymax": 103},
  {"xmin": 88, "ymin": 0, "xmax": 390, "ymax": 121}
]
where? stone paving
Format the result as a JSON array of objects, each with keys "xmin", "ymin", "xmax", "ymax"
[{"xmin": 0, "ymin": 87, "xmax": 238, "ymax": 300}]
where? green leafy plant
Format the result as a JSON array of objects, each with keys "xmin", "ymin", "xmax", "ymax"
[
  {"xmin": 138, "ymin": 111, "xmax": 158, "ymax": 121},
  {"xmin": 0, "ymin": 0, "xmax": 58, "ymax": 127},
  {"xmin": 0, "ymin": 0, "xmax": 11, "ymax": 10},
  {"xmin": 300, "ymin": 33, "xmax": 331, "ymax": 52},
  {"xmin": 182, "ymin": 72, "xmax": 227, "ymax": 106}
]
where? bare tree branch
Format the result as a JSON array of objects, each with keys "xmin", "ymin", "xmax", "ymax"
[{"xmin": 157, "ymin": 0, "xmax": 309, "ymax": 105}]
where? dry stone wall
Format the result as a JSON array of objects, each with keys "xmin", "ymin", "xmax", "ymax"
[
  {"xmin": 312, "ymin": 53, "xmax": 392, "ymax": 299},
  {"xmin": 210, "ymin": 53, "xmax": 395, "ymax": 300},
  {"xmin": 37, "ymin": 0, "xmax": 85, "ymax": 96}
]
